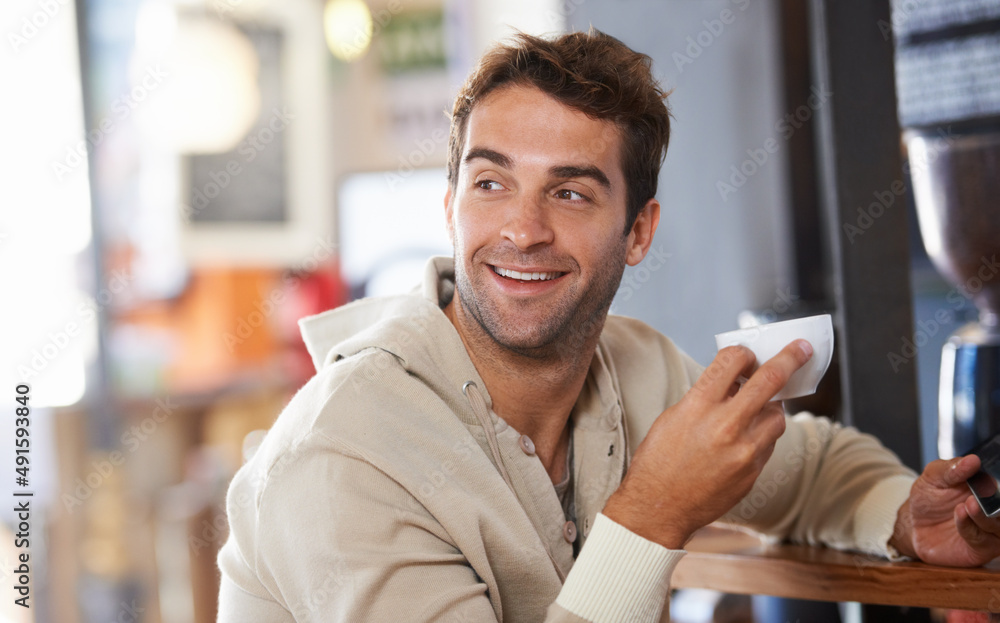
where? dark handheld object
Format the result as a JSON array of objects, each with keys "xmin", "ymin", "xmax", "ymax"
[{"xmin": 967, "ymin": 432, "xmax": 1000, "ymax": 517}]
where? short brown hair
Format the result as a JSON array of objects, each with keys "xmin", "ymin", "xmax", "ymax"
[{"xmin": 447, "ymin": 29, "xmax": 671, "ymax": 234}]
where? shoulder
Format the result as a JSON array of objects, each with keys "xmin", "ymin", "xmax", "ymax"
[
  {"xmin": 235, "ymin": 343, "xmax": 489, "ymax": 524},
  {"xmin": 256, "ymin": 347, "xmax": 407, "ymax": 452},
  {"xmin": 601, "ymin": 314, "xmax": 705, "ymax": 387},
  {"xmin": 220, "ymin": 346, "xmax": 474, "ymax": 555}
]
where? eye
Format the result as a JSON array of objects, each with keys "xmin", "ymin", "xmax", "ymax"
[
  {"xmin": 555, "ymin": 188, "xmax": 588, "ymax": 201},
  {"xmin": 476, "ymin": 179, "xmax": 505, "ymax": 191}
]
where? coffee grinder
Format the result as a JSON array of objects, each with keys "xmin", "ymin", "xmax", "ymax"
[{"xmin": 906, "ymin": 127, "xmax": 1000, "ymax": 459}]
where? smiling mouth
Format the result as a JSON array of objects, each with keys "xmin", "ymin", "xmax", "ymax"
[{"xmin": 491, "ymin": 265, "xmax": 566, "ymax": 282}]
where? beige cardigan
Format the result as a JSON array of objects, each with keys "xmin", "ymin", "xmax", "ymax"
[{"xmin": 217, "ymin": 257, "xmax": 916, "ymax": 622}]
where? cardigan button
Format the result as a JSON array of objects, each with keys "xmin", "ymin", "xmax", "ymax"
[
  {"xmin": 518, "ymin": 434, "xmax": 536, "ymax": 456},
  {"xmin": 563, "ymin": 520, "xmax": 578, "ymax": 543}
]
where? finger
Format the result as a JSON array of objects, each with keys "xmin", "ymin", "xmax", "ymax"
[
  {"xmin": 734, "ymin": 340, "xmax": 813, "ymax": 415},
  {"xmin": 955, "ymin": 500, "xmax": 979, "ymax": 543},
  {"xmin": 748, "ymin": 402, "xmax": 786, "ymax": 443},
  {"xmin": 954, "ymin": 497, "xmax": 997, "ymax": 553},
  {"xmin": 964, "ymin": 494, "xmax": 1000, "ymax": 539},
  {"xmin": 691, "ymin": 345, "xmax": 758, "ymax": 403},
  {"xmin": 923, "ymin": 455, "xmax": 981, "ymax": 488}
]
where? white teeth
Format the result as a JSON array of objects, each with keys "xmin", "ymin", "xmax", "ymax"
[{"xmin": 493, "ymin": 266, "xmax": 560, "ymax": 281}]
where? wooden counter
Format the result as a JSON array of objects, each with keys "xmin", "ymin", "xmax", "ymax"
[{"xmin": 673, "ymin": 527, "xmax": 1000, "ymax": 613}]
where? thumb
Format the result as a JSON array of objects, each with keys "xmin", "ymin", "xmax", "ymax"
[{"xmin": 922, "ymin": 455, "xmax": 980, "ymax": 488}]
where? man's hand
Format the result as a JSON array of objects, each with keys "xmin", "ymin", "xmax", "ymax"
[
  {"xmin": 891, "ymin": 455, "xmax": 1000, "ymax": 567},
  {"xmin": 602, "ymin": 340, "xmax": 813, "ymax": 549}
]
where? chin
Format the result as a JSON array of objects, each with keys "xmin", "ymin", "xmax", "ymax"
[{"xmin": 482, "ymin": 315, "xmax": 556, "ymax": 348}]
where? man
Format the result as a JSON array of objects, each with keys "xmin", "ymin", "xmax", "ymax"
[{"xmin": 217, "ymin": 30, "xmax": 1000, "ymax": 622}]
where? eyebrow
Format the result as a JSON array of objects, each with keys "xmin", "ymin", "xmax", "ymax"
[
  {"xmin": 464, "ymin": 147, "xmax": 513, "ymax": 170},
  {"xmin": 550, "ymin": 165, "xmax": 611, "ymax": 190},
  {"xmin": 464, "ymin": 147, "xmax": 612, "ymax": 191}
]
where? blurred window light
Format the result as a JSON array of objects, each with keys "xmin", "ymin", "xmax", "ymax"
[
  {"xmin": 1, "ymin": 0, "xmax": 91, "ymax": 407},
  {"xmin": 907, "ymin": 136, "xmax": 944, "ymax": 261},
  {"xmin": 134, "ymin": 9, "xmax": 261, "ymax": 154},
  {"xmin": 324, "ymin": 0, "xmax": 373, "ymax": 62},
  {"xmin": 134, "ymin": 0, "xmax": 177, "ymax": 57},
  {"xmin": 338, "ymin": 168, "xmax": 453, "ymax": 298}
]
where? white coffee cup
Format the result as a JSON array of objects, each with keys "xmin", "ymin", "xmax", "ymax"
[{"xmin": 714, "ymin": 314, "xmax": 834, "ymax": 401}]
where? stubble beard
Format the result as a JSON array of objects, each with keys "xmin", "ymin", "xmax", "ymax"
[{"xmin": 453, "ymin": 239, "xmax": 629, "ymax": 361}]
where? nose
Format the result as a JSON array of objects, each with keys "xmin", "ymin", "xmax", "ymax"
[{"xmin": 499, "ymin": 194, "xmax": 554, "ymax": 251}]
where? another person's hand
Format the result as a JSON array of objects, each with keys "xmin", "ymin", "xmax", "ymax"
[
  {"xmin": 602, "ymin": 340, "xmax": 813, "ymax": 549},
  {"xmin": 891, "ymin": 455, "xmax": 1000, "ymax": 567}
]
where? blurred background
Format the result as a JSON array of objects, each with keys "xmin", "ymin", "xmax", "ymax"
[{"xmin": 2, "ymin": 0, "xmax": 999, "ymax": 621}]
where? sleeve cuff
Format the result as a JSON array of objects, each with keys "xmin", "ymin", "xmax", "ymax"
[
  {"xmin": 555, "ymin": 513, "xmax": 686, "ymax": 623},
  {"xmin": 852, "ymin": 474, "xmax": 916, "ymax": 561}
]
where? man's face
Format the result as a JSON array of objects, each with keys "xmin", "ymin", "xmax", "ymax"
[{"xmin": 445, "ymin": 85, "xmax": 655, "ymax": 358}]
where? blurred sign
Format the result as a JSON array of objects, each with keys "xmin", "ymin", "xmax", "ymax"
[
  {"xmin": 889, "ymin": 0, "xmax": 1000, "ymax": 38},
  {"xmin": 891, "ymin": 0, "xmax": 1000, "ymax": 127},
  {"xmin": 378, "ymin": 10, "xmax": 446, "ymax": 73},
  {"xmin": 377, "ymin": 9, "xmax": 451, "ymax": 158}
]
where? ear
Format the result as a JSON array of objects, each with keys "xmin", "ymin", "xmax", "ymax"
[
  {"xmin": 444, "ymin": 187, "xmax": 455, "ymax": 245},
  {"xmin": 625, "ymin": 197, "xmax": 660, "ymax": 266}
]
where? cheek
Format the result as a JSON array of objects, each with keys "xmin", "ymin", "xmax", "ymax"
[
  {"xmin": 585, "ymin": 229, "xmax": 630, "ymax": 270},
  {"xmin": 451, "ymin": 202, "xmax": 498, "ymax": 254},
  {"xmin": 450, "ymin": 212, "xmax": 480, "ymax": 259},
  {"xmin": 563, "ymin": 217, "xmax": 622, "ymax": 252}
]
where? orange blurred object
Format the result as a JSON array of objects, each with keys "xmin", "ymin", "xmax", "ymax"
[{"xmin": 116, "ymin": 261, "xmax": 345, "ymax": 396}]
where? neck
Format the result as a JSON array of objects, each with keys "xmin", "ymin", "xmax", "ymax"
[{"xmin": 444, "ymin": 296, "xmax": 600, "ymax": 484}]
